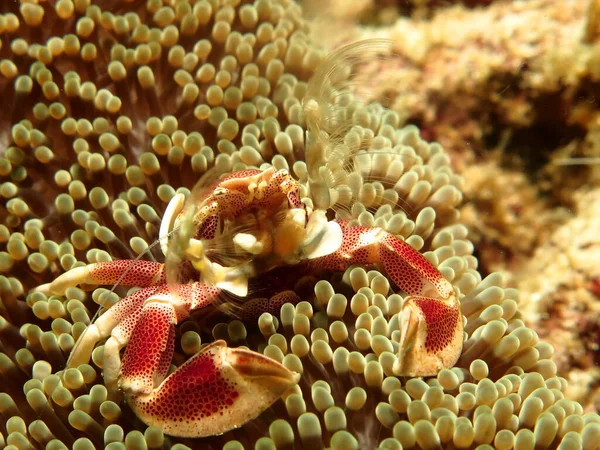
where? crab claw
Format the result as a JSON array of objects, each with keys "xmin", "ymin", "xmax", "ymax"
[
  {"xmin": 160, "ymin": 192, "xmax": 186, "ymax": 256},
  {"xmin": 126, "ymin": 340, "xmax": 299, "ymax": 438},
  {"xmin": 301, "ymin": 209, "xmax": 343, "ymax": 260},
  {"xmin": 393, "ymin": 295, "xmax": 463, "ymax": 377}
]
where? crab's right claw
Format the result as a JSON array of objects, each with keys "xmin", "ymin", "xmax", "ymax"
[
  {"xmin": 393, "ymin": 295, "xmax": 463, "ymax": 377},
  {"xmin": 127, "ymin": 340, "xmax": 299, "ymax": 438}
]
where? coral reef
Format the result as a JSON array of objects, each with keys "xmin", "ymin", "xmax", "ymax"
[
  {"xmin": 514, "ymin": 187, "xmax": 600, "ymax": 413},
  {"xmin": 345, "ymin": 0, "xmax": 593, "ymax": 157},
  {"xmin": 379, "ymin": 0, "xmax": 498, "ymax": 21},
  {"xmin": 459, "ymin": 156, "xmax": 572, "ymax": 275},
  {"xmin": 0, "ymin": 1, "xmax": 599, "ymax": 449}
]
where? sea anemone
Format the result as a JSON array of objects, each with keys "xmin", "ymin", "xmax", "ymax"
[{"xmin": 1, "ymin": 0, "xmax": 599, "ymax": 449}]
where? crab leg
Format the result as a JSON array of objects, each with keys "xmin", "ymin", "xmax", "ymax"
[
  {"xmin": 316, "ymin": 223, "xmax": 453, "ymax": 298},
  {"xmin": 236, "ymin": 290, "xmax": 301, "ymax": 320},
  {"xmin": 64, "ymin": 275, "xmax": 298, "ymax": 401},
  {"xmin": 120, "ymin": 302, "xmax": 299, "ymax": 438},
  {"xmin": 36, "ymin": 260, "xmax": 166, "ymax": 296},
  {"xmin": 314, "ymin": 222, "xmax": 463, "ymax": 377},
  {"xmin": 67, "ymin": 282, "xmax": 219, "ymax": 387},
  {"xmin": 67, "ymin": 285, "xmax": 162, "ymax": 371}
]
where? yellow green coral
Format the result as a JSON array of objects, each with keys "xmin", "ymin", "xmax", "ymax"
[{"xmin": 0, "ymin": 0, "xmax": 599, "ymax": 449}]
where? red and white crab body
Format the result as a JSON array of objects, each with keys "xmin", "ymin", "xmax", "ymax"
[{"xmin": 36, "ymin": 166, "xmax": 463, "ymax": 438}]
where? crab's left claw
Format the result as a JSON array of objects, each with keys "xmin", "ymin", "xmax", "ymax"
[
  {"xmin": 126, "ymin": 340, "xmax": 299, "ymax": 438},
  {"xmin": 160, "ymin": 192, "xmax": 186, "ymax": 256},
  {"xmin": 301, "ymin": 210, "xmax": 343, "ymax": 259}
]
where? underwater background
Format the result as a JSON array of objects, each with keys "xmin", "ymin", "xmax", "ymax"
[{"xmin": 1, "ymin": 0, "xmax": 600, "ymax": 448}]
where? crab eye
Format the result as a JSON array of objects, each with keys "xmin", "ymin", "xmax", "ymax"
[
  {"xmin": 214, "ymin": 187, "xmax": 227, "ymax": 197},
  {"xmin": 276, "ymin": 169, "xmax": 289, "ymax": 178}
]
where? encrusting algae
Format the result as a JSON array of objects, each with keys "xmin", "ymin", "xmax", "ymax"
[{"xmin": 0, "ymin": 0, "xmax": 599, "ymax": 449}]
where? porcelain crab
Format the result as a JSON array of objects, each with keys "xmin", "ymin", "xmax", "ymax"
[
  {"xmin": 36, "ymin": 165, "xmax": 463, "ymax": 438},
  {"xmin": 35, "ymin": 39, "xmax": 464, "ymax": 438}
]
